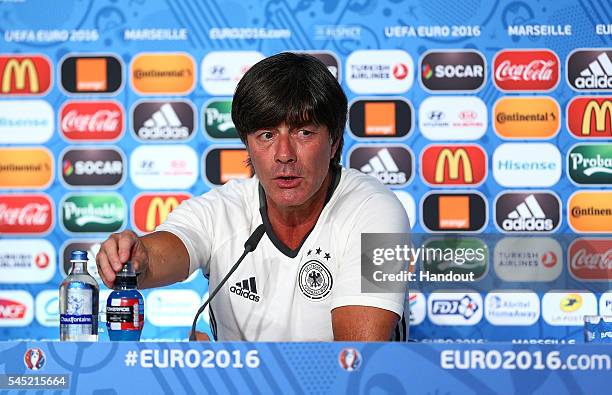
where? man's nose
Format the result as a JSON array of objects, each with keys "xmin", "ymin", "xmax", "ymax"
[{"xmin": 274, "ymin": 133, "xmax": 297, "ymax": 163}]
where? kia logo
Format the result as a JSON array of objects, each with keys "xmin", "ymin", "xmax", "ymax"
[{"xmin": 460, "ymin": 111, "xmax": 477, "ymax": 121}]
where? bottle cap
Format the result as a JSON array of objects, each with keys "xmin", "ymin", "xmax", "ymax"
[
  {"xmin": 70, "ymin": 250, "xmax": 88, "ymax": 261},
  {"xmin": 115, "ymin": 261, "xmax": 138, "ymax": 289}
]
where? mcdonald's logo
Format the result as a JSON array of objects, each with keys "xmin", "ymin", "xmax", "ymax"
[
  {"xmin": 567, "ymin": 97, "xmax": 612, "ymax": 138},
  {"xmin": 132, "ymin": 193, "xmax": 191, "ymax": 233},
  {"xmin": 421, "ymin": 145, "xmax": 487, "ymax": 186},
  {"xmin": 0, "ymin": 56, "xmax": 51, "ymax": 96}
]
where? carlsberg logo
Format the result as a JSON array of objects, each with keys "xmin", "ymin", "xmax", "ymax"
[{"xmin": 62, "ymin": 194, "xmax": 125, "ymax": 232}]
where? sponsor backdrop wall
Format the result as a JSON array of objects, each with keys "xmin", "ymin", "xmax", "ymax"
[{"xmin": 0, "ymin": 0, "xmax": 610, "ymax": 343}]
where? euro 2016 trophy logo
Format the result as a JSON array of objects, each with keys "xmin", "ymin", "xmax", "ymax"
[
  {"xmin": 24, "ymin": 348, "xmax": 46, "ymax": 370},
  {"xmin": 338, "ymin": 348, "xmax": 362, "ymax": 372}
]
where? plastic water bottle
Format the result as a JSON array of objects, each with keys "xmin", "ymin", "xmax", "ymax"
[
  {"xmin": 106, "ymin": 262, "xmax": 144, "ymax": 341},
  {"xmin": 59, "ymin": 250, "xmax": 99, "ymax": 341}
]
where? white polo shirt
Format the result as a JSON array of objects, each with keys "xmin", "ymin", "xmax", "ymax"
[{"xmin": 156, "ymin": 167, "xmax": 410, "ymax": 341}]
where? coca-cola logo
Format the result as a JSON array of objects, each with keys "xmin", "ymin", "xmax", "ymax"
[
  {"xmin": 569, "ymin": 238, "xmax": 612, "ymax": 280},
  {"xmin": 60, "ymin": 101, "xmax": 124, "ymax": 141},
  {"xmin": 493, "ymin": 50, "xmax": 560, "ymax": 91},
  {"xmin": 0, "ymin": 194, "xmax": 53, "ymax": 234}
]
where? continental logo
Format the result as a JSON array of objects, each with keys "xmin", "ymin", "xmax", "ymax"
[
  {"xmin": 0, "ymin": 55, "xmax": 52, "ymax": 96},
  {"xmin": 567, "ymin": 143, "xmax": 612, "ymax": 185},
  {"xmin": 60, "ymin": 55, "xmax": 123, "ymax": 94},
  {"xmin": 348, "ymin": 98, "xmax": 412, "ymax": 138},
  {"xmin": 420, "ymin": 145, "xmax": 487, "ymax": 186},
  {"xmin": 0, "ymin": 148, "xmax": 53, "ymax": 189},
  {"xmin": 420, "ymin": 192, "xmax": 487, "ymax": 233},
  {"xmin": 494, "ymin": 97, "xmax": 560, "ymax": 139},
  {"xmin": 568, "ymin": 191, "xmax": 612, "ymax": 233},
  {"xmin": 131, "ymin": 53, "xmax": 195, "ymax": 94},
  {"xmin": 567, "ymin": 97, "xmax": 612, "ymax": 138},
  {"xmin": 132, "ymin": 193, "xmax": 191, "ymax": 233},
  {"xmin": 204, "ymin": 148, "xmax": 253, "ymax": 185}
]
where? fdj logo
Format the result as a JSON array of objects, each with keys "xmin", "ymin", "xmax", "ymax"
[{"xmin": 431, "ymin": 295, "xmax": 479, "ymax": 319}]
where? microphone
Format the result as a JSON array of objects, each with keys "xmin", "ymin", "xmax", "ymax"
[{"xmin": 189, "ymin": 224, "xmax": 266, "ymax": 341}]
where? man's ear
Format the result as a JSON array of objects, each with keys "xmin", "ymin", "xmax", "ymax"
[{"xmin": 331, "ymin": 139, "xmax": 339, "ymax": 159}]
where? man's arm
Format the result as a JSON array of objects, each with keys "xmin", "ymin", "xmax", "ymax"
[
  {"xmin": 137, "ymin": 231, "xmax": 190, "ymax": 288},
  {"xmin": 96, "ymin": 230, "xmax": 190, "ymax": 289},
  {"xmin": 332, "ymin": 306, "xmax": 399, "ymax": 341}
]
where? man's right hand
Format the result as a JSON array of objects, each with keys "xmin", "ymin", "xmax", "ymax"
[{"xmin": 96, "ymin": 230, "xmax": 149, "ymax": 288}]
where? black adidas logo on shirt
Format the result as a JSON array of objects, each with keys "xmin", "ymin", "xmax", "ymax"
[{"xmin": 229, "ymin": 276, "xmax": 260, "ymax": 303}]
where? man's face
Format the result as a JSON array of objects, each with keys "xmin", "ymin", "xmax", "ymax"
[{"xmin": 246, "ymin": 122, "xmax": 338, "ymax": 209}]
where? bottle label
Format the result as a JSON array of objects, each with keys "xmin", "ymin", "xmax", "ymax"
[
  {"xmin": 62, "ymin": 287, "xmax": 93, "ymax": 325},
  {"xmin": 107, "ymin": 297, "xmax": 144, "ymax": 331}
]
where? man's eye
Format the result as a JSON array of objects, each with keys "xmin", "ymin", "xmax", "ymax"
[
  {"xmin": 260, "ymin": 132, "xmax": 273, "ymax": 140},
  {"xmin": 299, "ymin": 129, "xmax": 313, "ymax": 136}
]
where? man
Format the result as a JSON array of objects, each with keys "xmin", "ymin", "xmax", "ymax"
[{"xmin": 96, "ymin": 52, "xmax": 410, "ymax": 341}]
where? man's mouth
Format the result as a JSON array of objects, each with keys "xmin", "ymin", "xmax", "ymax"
[{"xmin": 273, "ymin": 175, "xmax": 303, "ymax": 188}]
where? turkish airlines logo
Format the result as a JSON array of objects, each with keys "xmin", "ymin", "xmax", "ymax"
[
  {"xmin": 132, "ymin": 100, "xmax": 195, "ymax": 141},
  {"xmin": 204, "ymin": 148, "xmax": 253, "ymax": 186},
  {"xmin": 0, "ymin": 239, "xmax": 55, "ymax": 283},
  {"xmin": 0, "ymin": 194, "xmax": 53, "ymax": 234},
  {"xmin": 569, "ymin": 238, "xmax": 612, "ymax": 281},
  {"xmin": 493, "ymin": 50, "xmax": 559, "ymax": 91},
  {"xmin": 348, "ymin": 146, "xmax": 413, "ymax": 187},
  {"xmin": 346, "ymin": 50, "xmax": 414, "ymax": 94},
  {"xmin": 348, "ymin": 98, "xmax": 412, "ymax": 138},
  {"xmin": 61, "ymin": 147, "xmax": 125, "ymax": 188},
  {"xmin": 0, "ymin": 148, "xmax": 54, "ymax": 189},
  {"xmin": 132, "ymin": 193, "xmax": 191, "ymax": 233},
  {"xmin": 421, "ymin": 192, "xmax": 487, "ymax": 232},
  {"xmin": 567, "ymin": 97, "xmax": 612, "ymax": 138},
  {"xmin": 567, "ymin": 49, "xmax": 612, "ymax": 91},
  {"xmin": 495, "ymin": 192, "xmax": 561, "ymax": 233},
  {"xmin": 60, "ymin": 101, "xmax": 124, "ymax": 141},
  {"xmin": 494, "ymin": 237, "xmax": 562, "ymax": 282},
  {"xmin": 0, "ymin": 291, "xmax": 33, "ymax": 326},
  {"xmin": 419, "ymin": 50, "xmax": 485, "ymax": 91},
  {"xmin": 60, "ymin": 55, "xmax": 123, "ymax": 94},
  {"xmin": 0, "ymin": 55, "xmax": 52, "ymax": 96},
  {"xmin": 420, "ymin": 145, "xmax": 487, "ymax": 186}
]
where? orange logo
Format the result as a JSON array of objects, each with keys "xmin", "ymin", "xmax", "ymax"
[
  {"xmin": 364, "ymin": 102, "xmax": 396, "ymax": 135},
  {"xmin": 568, "ymin": 192, "xmax": 612, "ymax": 233},
  {"xmin": 76, "ymin": 58, "xmax": 107, "ymax": 91},
  {"xmin": 0, "ymin": 55, "xmax": 52, "ymax": 95},
  {"xmin": 438, "ymin": 195, "xmax": 470, "ymax": 229},
  {"xmin": 494, "ymin": 97, "xmax": 560, "ymax": 138},
  {"xmin": 220, "ymin": 150, "xmax": 251, "ymax": 183},
  {"xmin": 131, "ymin": 53, "xmax": 195, "ymax": 94},
  {"xmin": 0, "ymin": 148, "xmax": 53, "ymax": 189}
]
